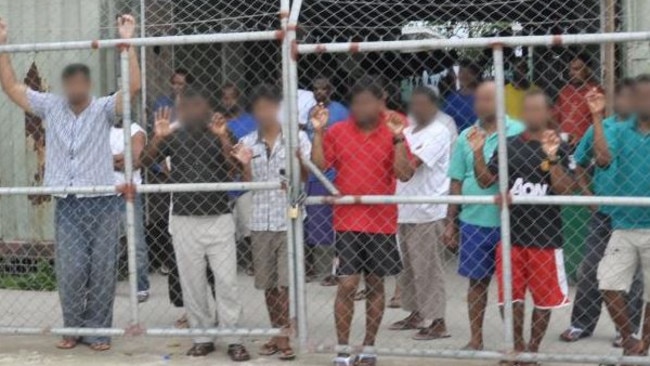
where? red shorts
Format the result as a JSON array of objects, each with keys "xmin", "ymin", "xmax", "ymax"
[{"xmin": 496, "ymin": 243, "xmax": 570, "ymax": 309}]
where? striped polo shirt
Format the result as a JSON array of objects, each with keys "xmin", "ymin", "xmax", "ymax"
[{"xmin": 26, "ymin": 89, "xmax": 117, "ymax": 192}]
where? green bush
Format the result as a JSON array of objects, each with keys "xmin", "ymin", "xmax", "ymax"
[{"xmin": 0, "ymin": 260, "xmax": 57, "ymax": 291}]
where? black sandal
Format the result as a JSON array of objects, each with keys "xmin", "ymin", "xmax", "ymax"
[
  {"xmin": 186, "ymin": 342, "xmax": 215, "ymax": 357},
  {"xmin": 228, "ymin": 344, "xmax": 251, "ymax": 362}
]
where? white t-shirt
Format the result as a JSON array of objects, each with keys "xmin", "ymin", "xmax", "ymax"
[
  {"xmin": 110, "ymin": 123, "xmax": 145, "ymax": 185},
  {"xmin": 278, "ymin": 89, "xmax": 317, "ymax": 125},
  {"xmin": 435, "ymin": 111, "xmax": 459, "ymax": 147},
  {"xmin": 397, "ymin": 120, "xmax": 452, "ymax": 224}
]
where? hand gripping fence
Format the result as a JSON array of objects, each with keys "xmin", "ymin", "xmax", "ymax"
[{"xmin": 1, "ymin": 0, "xmax": 650, "ymax": 365}]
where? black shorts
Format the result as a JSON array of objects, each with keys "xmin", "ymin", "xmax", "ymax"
[{"xmin": 335, "ymin": 231, "xmax": 402, "ymax": 277}]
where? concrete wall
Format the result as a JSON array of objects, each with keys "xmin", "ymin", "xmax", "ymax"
[
  {"xmin": 0, "ymin": 0, "xmax": 114, "ymax": 250},
  {"xmin": 624, "ymin": 0, "xmax": 650, "ymax": 75}
]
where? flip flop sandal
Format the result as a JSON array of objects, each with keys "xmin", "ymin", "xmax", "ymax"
[
  {"xmin": 559, "ymin": 327, "xmax": 587, "ymax": 342},
  {"xmin": 387, "ymin": 296, "xmax": 401, "ymax": 309},
  {"xmin": 333, "ymin": 355, "xmax": 355, "ymax": 366},
  {"xmin": 278, "ymin": 347, "xmax": 296, "ymax": 361},
  {"xmin": 354, "ymin": 289, "xmax": 367, "ymax": 301},
  {"xmin": 89, "ymin": 342, "xmax": 111, "ymax": 352},
  {"xmin": 354, "ymin": 353, "xmax": 377, "ymax": 366},
  {"xmin": 259, "ymin": 341, "xmax": 279, "ymax": 356},
  {"xmin": 186, "ymin": 343, "xmax": 215, "ymax": 356},
  {"xmin": 227, "ymin": 344, "xmax": 251, "ymax": 362},
  {"xmin": 412, "ymin": 328, "xmax": 451, "ymax": 341},
  {"xmin": 388, "ymin": 318, "xmax": 422, "ymax": 331},
  {"xmin": 55, "ymin": 338, "xmax": 79, "ymax": 350}
]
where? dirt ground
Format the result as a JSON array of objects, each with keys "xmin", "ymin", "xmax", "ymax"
[{"xmin": 0, "ymin": 261, "xmax": 630, "ymax": 366}]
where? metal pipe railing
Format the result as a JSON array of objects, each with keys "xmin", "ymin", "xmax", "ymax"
[{"xmin": 297, "ymin": 31, "xmax": 650, "ymax": 54}]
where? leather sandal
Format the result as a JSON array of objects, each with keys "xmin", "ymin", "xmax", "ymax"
[
  {"xmin": 228, "ymin": 344, "xmax": 251, "ymax": 362},
  {"xmin": 186, "ymin": 342, "xmax": 215, "ymax": 357}
]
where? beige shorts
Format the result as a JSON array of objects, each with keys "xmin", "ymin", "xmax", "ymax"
[
  {"xmin": 598, "ymin": 229, "xmax": 650, "ymax": 301},
  {"xmin": 251, "ymin": 231, "xmax": 289, "ymax": 290}
]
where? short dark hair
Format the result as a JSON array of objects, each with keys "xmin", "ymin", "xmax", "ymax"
[
  {"xmin": 458, "ymin": 58, "xmax": 482, "ymax": 76},
  {"xmin": 524, "ymin": 88, "xmax": 553, "ymax": 108},
  {"xmin": 571, "ymin": 52, "xmax": 593, "ymax": 68},
  {"xmin": 615, "ymin": 78, "xmax": 635, "ymax": 94},
  {"xmin": 221, "ymin": 82, "xmax": 240, "ymax": 96},
  {"xmin": 61, "ymin": 63, "xmax": 91, "ymax": 80},
  {"xmin": 250, "ymin": 84, "xmax": 282, "ymax": 105},
  {"xmin": 350, "ymin": 76, "xmax": 384, "ymax": 99},
  {"xmin": 172, "ymin": 68, "xmax": 194, "ymax": 84},
  {"xmin": 411, "ymin": 86, "xmax": 438, "ymax": 104},
  {"xmin": 180, "ymin": 87, "xmax": 213, "ymax": 106}
]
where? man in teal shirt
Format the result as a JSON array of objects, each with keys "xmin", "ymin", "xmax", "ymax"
[
  {"xmin": 561, "ymin": 78, "xmax": 643, "ymax": 346},
  {"xmin": 445, "ymin": 81, "xmax": 524, "ymax": 350},
  {"xmin": 592, "ymin": 75, "xmax": 650, "ymax": 356}
]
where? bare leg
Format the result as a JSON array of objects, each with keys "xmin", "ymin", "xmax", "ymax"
[
  {"xmin": 512, "ymin": 302, "xmax": 526, "ymax": 353},
  {"xmin": 363, "ymin": 274, "xmax": 386, "ymax": 346},
  {"xmin": 603, "ymin": 290, "xmax": 643, "ymax": 355},
  {"xmin": 335, "ymin": 275, "xmax": 362, "ymax": 347},
  {"xmin": 466, "ymin": 278, "xmax": 491, "ymax": 350},
  {"xmin": 528, "ymin": 308, "xmax": 551, "ymax": 353},
  {"xmin": 641, "ymin": 303, "xmax": 650, "ymax": 354}
]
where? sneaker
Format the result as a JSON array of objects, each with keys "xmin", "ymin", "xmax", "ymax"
[
  {"xmin": 137, "ymin": 290, "xmax": 150, "ymax": 303},
  {"xmin": 333, "ymin": 354, "xmax": 355, "ymax": 366}
]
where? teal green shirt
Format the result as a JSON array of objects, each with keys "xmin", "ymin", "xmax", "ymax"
[
  {"xmin": 573, "ymin": 115, "xmax": 632, "ymax": 215},
  {"xmin": 607, "ymin": 119, "xmax": 650, "ymax": 229},
  {"xmin": 448, "ymin": 117, "xmax": 525, "ymax": 227}
]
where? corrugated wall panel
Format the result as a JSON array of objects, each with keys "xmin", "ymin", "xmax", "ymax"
[{"xmin": 0, "ymin": 0, "xmax": 111, "ymax": 249}]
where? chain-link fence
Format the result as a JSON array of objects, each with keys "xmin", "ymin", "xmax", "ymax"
[{"xmin": 1, "ymin": 0, "xmax": 650, "ymax": 364}]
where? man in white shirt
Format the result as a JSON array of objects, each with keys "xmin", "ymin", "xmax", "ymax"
[
  {"xmin": 110, "ymin": 121, "xmax": 149, "ymax": 302},
  {"xmin": 390, "ymin": 86, "xmax": 453, "ymax": 340}
]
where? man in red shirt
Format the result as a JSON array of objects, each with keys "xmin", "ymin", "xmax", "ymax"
[
  {"xmin": 555, "ymin": 53, "xmax": 602, "ymax": 145},
  {"xmin": 311, "ymin": 77, "xmax": 414, "ymax": 366}
]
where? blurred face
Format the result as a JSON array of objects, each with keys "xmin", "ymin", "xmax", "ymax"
[
  {"xmin": 63, "ymin": 73, "xmax": 91, "ymax": 105},
  {"xmin": 474, "ymin": 82, "xmax": 497, "ymax": 122},
  {"xmin": 522, "ymin": 94, "xmax": 551, "ymax": 132},
  {"xmin": 458, "ymin": 66, "xmax": 478, "ymax": 89},
  {"xmin": 252, "ymin": 97, "xmax": 280, "ymax": 129},
  {"xmin": 221, "ymin": 87, "xmax": 239, "ymax": 110},
  {"xmin": 313, "ymin": 79, "xmax": 331, "ymax": 104},
  {"xmin": 615, "ymin": 86, "xmax": 634, "ymax": 118},
  {"xmin": 634, "ymin": 82, "xmax": 650, "ymax": 120},
  {"xmin": 569, "ymin": 59, "xmax": 590, "ymax": 85},
  {"xmin": 179, "ymin": 96, "xmax": 211, "ymax": 129},
  {"xmin": 409, "ymin": 93, "xmax": 437, "ymax": 125},
  {"xmin": 171, "ymin": 73, "xmax": 188, "ymax": 96},
  {"xmin": 351, "ymin": 91, "xmax": 383, "ymax": 127}
]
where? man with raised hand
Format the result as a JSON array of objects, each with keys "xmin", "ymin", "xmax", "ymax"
[
  {"xmin": 0, "ymin": 15, "xmax": 139, "ymax": 351},
  {"xmin": 141, "ymin": 89, "xmax": 249, "ymax": 362},
  {"xmin": 592, "ymin": 75, "xmax": 650, "ymax": 357},
  {"xmin": 445, "ymin": 81, "xmax": 524, "ymax": 351},
  {"xmin": 389, "ymin": 86, "xmax": 452, "ymax": 341},
  {"xmin": 311, "ymin": 77, "xmax": 414, "ymax": 366},
  {"xmin": 473, "ymin": 90, "xmax": 575, "ymax": 363}
]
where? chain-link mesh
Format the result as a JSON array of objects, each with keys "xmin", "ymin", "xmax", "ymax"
[{"xmin": 2, "ymin": 0, "xmax": 650, "ymax": 365}]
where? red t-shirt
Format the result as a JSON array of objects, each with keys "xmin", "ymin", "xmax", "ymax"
[
  {"xmin": 323, "ymin": 114, "xmax": 406, "ymax": 234},
  {"xmin": 555, "ymin": 82, "xmax": 602, "ymax": 141}
]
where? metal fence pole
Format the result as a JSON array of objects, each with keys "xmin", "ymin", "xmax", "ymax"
[
  {"xmin": 493, "ymin": 46, "xmax": 514, "ymax": 349},
  {"xmin": 139, "ymin": 0, "xmax": 147, "ymax": 128},
  {"xmin": 280, "ymin": 0, "xmax": 299, "ymax": 345},
  {"xmin": 119, "ymin": 49, "xmax": 139, "ymax": 327}
]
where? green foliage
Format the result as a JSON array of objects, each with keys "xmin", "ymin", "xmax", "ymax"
[{"xmin": 0, "ymin": 260, "xmax": 57, "ymax": 291}]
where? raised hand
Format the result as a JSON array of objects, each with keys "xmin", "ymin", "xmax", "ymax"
[
  {"xmin": 310, "ymin": 103, "xmax": 329, "ymax": 132},
  {"xmin": 209, "ymin": 111, "xmax": 229, "ymax": 137},
  {"xmin": 585, "ymin": 87, "xmax": 606, "ymax": 117},
  {"xmin": 117, "ymin": 14, "xmax": 136, "ymax": 39},
  {"xmin": 467, "ymin": 126, "xmax": 487, "ymax": 153},
  {"xmin": 541, "ymin": 129, "xmax": 561, "ymax": 158},
  {"xmin": 386, "ymin": 111, "xmax": 405, "ymax": 136},
  {"xmin": 0, "ymin": 18, "xmax": 7, "ymax": 44},
  {"xmin": 231, "ymin": 143, "xmax": 253, "ymax": 166},
  {"xmin": 154, "ymin": 107, "xmax": 172, "ymax": 138}
]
